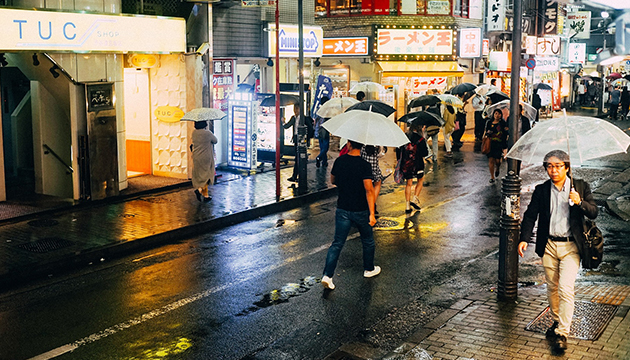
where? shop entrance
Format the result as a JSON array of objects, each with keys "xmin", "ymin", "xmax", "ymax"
[
  {"xmin": 0, "ymin": 67, "xmax": 35, "ymax": 199},
  {"xmin": 123, "ymin": 68, "xmax": 152, "ymax": 177}
]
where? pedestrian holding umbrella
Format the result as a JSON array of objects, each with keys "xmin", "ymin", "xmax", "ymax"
[
  {"xmin": 475, "ymin": 84, "xmax": 499, "ymax": 96},
  {"xmin": 349, "ymin": 81, "xmax": 385, "ymax": 94},
  {"xmin": 323, "ymin": 109, "xmax": 409, "ymax": 147},
  {"xmin": 259, "ymin": 94, "xmax": 300, "ymax": 107},
  {"xmin": 181, "ymin": 108, "xmax": 227, "ymax": 122},
  {"xmin": 534, "ymin": 83, "xmax": 553, "ymax": 90},
  {"xmin": 316, "ymin": 97, "xmax": 359, "ymax": 118},
  {"xmin": 398, "ymin": 111, "xmax": 444, "ymax": 128},
  {"xmin": 438, "ymin": 94, "xmax": 464, "ymax": 108},
  {"xmin": 484, "ymin": 99, "xmax": 537, "ymax": 121},
  {"xmin": 345, "ymin": 100, "xmax": 396, "ymax": 117},
  {"xmin": 450, "ymin": 83, "xmax": 477, "ymax": 96},
  {"xmin": 607, "ymin": 72, "xmax": 622, "ymax": 80}
]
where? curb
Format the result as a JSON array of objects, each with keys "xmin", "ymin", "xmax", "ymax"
[
  {"xmin": 606, "ymin": 190, "xmax": 630, "ymax": 222},
  {"xmin": 0, "ymin": 186, "xmax": 338, "ymax": 289}
]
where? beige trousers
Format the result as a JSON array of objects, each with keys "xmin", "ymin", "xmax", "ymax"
[{"xmin": 542, "ymin": 240, "xmax": 581, "ymax": 337}]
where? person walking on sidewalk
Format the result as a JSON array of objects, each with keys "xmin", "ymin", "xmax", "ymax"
[
  {"xmin": 397, "ymin": 127, "xmax": 428, "ymax": 213},
  {"xmin": 442, "ymin": 105, "xmax": 457, "ymax": 158},
  {"xmin": 361, "ymin": 145, "xmax": 384, "ymax": 215},
  {"xmin": 609, "ymin": 85, "xmax": 621, "ymax": 121},
  {"xmin": 191, "ymin": 120, "xmax": 218, "ymax": 202},
  {"xmin": 315, "ymin": 96, "xmax": 330, "ymax": 167},
  {"xmin": 284, "ymin": 104, "xmax": 301, "ymax": 182},
  {"xmin": 621, "ymin": 87, "xmax": 630, "ymax": 120},
  {"xmin": 518, "ymin": 150, "xmax": 598, "ymax": 352},
  {"xmin": 321, "ymin": 140, "xmax": 379, "ymax": 290},
  {"xmin": 485, "ymin": 109, "xmax": 508, "ymax": 183}
]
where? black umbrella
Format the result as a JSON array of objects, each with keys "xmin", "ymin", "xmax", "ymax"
[
  {"xmin": 345, "ymin": 100, "xmax": 396, "ymax": 117},
  {"xmin": 408, "ymin": 95, "xmax": 441, "ymax": 109},
  {"xmin": 259, "ymin": 94, "xmax": 300, "ymax": 107},
  {"xmin": 534, "ymin": 83, "xmax": 552, "ymax": 90},
  {"xmin": 624, "ymin": 75, "xmax": 630, "ymax": 81},
  {"xmin": 582, "ymin": 75, "xmax": 602, "ymax": 82},
  {"xmin": 398, "ymin": 111, "xmax": 444, "ymax": 128},
  {"xmin": 488, "ymin": 91, "xmax": 510, "ymax": 103},
  {"xmin": 450, "ymin": 83, "xmax": 477, "ymax": 96}
]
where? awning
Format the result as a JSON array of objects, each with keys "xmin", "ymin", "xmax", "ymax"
[{"xmin": 378, "ymin": 61, "xmax": 464, "ymax": 77}]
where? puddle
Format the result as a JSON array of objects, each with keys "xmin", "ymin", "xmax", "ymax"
[{"xmin": 236, "ymin": 276, "xmax": 319, "ymax": 316}]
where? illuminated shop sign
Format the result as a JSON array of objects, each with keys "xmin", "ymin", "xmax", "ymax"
[
  {"xmin": 228, "ymin": 100, "xmax": 257, "ymax": 169},
  {"xmin": 0, "ymin": 8, "xmax": 185, "ymax": 52},
  {"xmin": 323, "ymin": 37, "xmax": 369, "ymax": 56},
  {"xmin": 267, "ymin": 23, "xmax": 323, "ymax": 58},
  {"xmin": 459, "ymin": 28, "xmax": 481, "ymax": 58},
  {"xmin": 374, "ymin": 26, "xmax": 456, "ymax": 61}
]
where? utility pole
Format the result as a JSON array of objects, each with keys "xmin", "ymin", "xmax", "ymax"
[
  {"xmin": 297, "ymin": 0, "xmax": 308, "ymax": 194},
  {"xmin": 498, "ymin": 0, "xmax": 522, "ymax": 301},
  {"xmin": 275, "ymin": 0, "xmax": 281, "ymax": 200}
]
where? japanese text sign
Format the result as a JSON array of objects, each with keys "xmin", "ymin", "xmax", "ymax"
[
  {"xmin": 408, "ymin": 77, "xmax": 448, "ymax": 92},
  {"xmin": 526, "ymin": 36, "xmax": 537, "ymax": 54},
  {"xmin": 213, "ymin": 59, "xmax": 235, "ymax": 113},
  {"xmin": 427, "ymin": 1, "xmax": 450, "ymax": 15},
  {"xmin": 568, "ymin": 43, "xmax": 586, "ymax": 64},
  {"xmin": 534, "ymin": 56, "xmax": 559, "ymax": 72},
  {"xmin": 487, "ymin": 0, "xmax": 506, "ymax": 32},
  {"xmin": 376, "ymin": 28, "xmax": 453, "ymax": 56},
  {"xmin": 537, "ymin": 36, "xmax": 561, "ymax": 56},
  {"xmin": 323, "ymin": 37, "xmax": 369, "ymax": 56},
  {"xmin": 567, "ymin": 11, "xmax": 591, "ymax": 39},
  {"xmin": 482, "ymin": 39, "xmax": 490, "ymax": 56},
  {"xmin": 542, "ymin": 0, "xmax": 558, "ymax": 35},
  {"xmin": 459, "ymin": 28, "xmax": 481, "ymax": 58}
]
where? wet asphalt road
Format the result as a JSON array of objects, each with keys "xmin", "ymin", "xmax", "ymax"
[{"xmin": 1, "ymin": 145, "xmax": 629, "ymax": 360}]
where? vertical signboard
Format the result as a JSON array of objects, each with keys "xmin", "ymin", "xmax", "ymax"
[
  {"xmin": 541, "ymin": 0, "xmax": 558, "ymax": 35},
  {"xmin": 487, "ymin": 0, "xmax": 505, "ymax": 32},
  {"xmin": 213, "ymin": 59, "xmax": 235, "ymax": 113},
  {"xmin": 469, "ymin": 0, "xmax": 483, "ymax": 19},
  {"xmin": 227, "ymin": 100, "xmax": 257, "ymax": 169},
  {"xmin": 568, "ymin": 43, "xmax": 586, "ymax": 64},
  {"xmin": 460, "ymin": 28, "xmax": 482, "ymax": 58}
]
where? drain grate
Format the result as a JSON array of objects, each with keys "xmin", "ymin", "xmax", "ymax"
[
  {"xmin": 27, "ymin": 219, "xmax": 59, "ymax": 227},
  {"xmin": 374, "ymin": 218, "xmax": 400, "ymax": 228},
  {"xmin": 18, "ymin": 237, "xmax": 73, "ymax": 253},
  {"xmin": 525, "ymin": 301, "xmax": 617, "ymax": 340}
]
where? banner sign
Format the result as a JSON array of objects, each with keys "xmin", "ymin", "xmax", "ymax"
[
  {"xmin": 311, "ymin": 75, "xmax": 333, "ymax": 118},
  {"xmin": 482, "ymin": 39, "xmax": 490, "ymax": 56},
  {"xmin": 323, "ymin": 37, "xmax": 368, "ymax": 56},
  {"xmin": 267, "ymin": 23, "xmax": 323, "ymax": 58},
  {"xmin": 541, "ymin": 0, "xmax": 558, "ymax": 35},
  {"xmin": 568, "ymin": 43, "xmax": 586, "ymax": 64},
  {"xmin": 376, "ymin": 28, "xmax": 453, "ymax": 56},
  {"xmin": 567, "ymin": 11, "xmax": 591, "ymax": 39},
  {"xmin": 537, "ymin": 36, "xmax": 561, "ymax": 56},
  {"xmin": 459, "ymin": 28, "xmax": 481, "ymax": 58},
  {"xmin": 0, "ymin": 8, "xmax": 185, "ymax": 52},
  {"xmin": 487, "ymin": 0, "xmax": 506, "ymax": 32},
  {"xmin": 213, "ymin": 59, "xmax": 236, "ymax": 113}
]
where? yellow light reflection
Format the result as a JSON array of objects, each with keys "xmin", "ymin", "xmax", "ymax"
[{"xmin": 126, "ymin": 337, "xmax": 192, "ymax": 360}]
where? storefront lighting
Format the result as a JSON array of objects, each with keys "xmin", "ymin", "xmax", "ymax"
[
  {"xmin": 601, "ymin": 11, "xmax": 609, "ymax": 19},
  {"xmin": 314, "ymin": 58, "xmax": 321, "ymax": 67}
]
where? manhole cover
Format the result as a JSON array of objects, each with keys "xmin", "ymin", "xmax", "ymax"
[
  {"xmin": 374, "ymin": 218, "xmax": 400, "ymax": 228},
  {"xmin": 18, "ymin": 237, "xmax": 73, "ymax": 253},
  {"xmin": 525, "ymin": 301, "xmax": 617, "ymax": 340},
  {"xmin": 27, "ymin": 219, "xmax": 59, "ymax": 227}
]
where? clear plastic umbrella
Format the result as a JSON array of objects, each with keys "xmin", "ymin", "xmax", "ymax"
[
  {"xmin": 475, "ymin": 84, "xmax": 499, "ymax": 96},
  {"xmin": 484, "ymin": 99, "xmax": 537, "ymax": 121},
  {"xmin": 349, "ymin": 81, "xmax": 385, "ymax": 94},
  {"xmin": 315, "ymin": 97, "xmax": 359, "ymax": 118},
  {"xmin": 438, "ymin": 94, "xmax": 464, "ymax": 108},
  {"xmin": 323, "ymin": 110, "xmax": 409, "ymax": 147},
  {"xmin": 506, "ymin": 115, "xmax": 630, "ymax": 165},
  {"xmin": 181, "ymin": 108, "xmax": 226, "ymax": 121}
]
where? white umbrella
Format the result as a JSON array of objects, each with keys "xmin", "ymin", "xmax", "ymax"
[
  {"xmin": 181, "ymin": 108, "xmax": 226, "ymax": 121},
  {"xmin": 484, "ymin": 99, "xmax": 537, "ymax": 121},
  {"xmin": 506, "ymin": 115, "xmax": 630, "ymax": 165},
  {"xmin": 316, "ymin": 97, "xmax": 359, "ymax": 118},
  {"xmin": 349, "ymin": 81, "xmax": 385, "ymax": 94},
  {"xmin": 475, "ymin": 84, "xmax": 499, "ymax": 96},
  {"xmin": 323, "ymin": 110, "xmax": 409, "ymax": 147},
  {"xmin": 438, "ymin": 94, "xmax": 464, "ymax": 108}
]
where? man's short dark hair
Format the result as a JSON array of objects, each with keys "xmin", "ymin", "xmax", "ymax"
[
  {"xmin": 356, "ymin": 91, "xmax": 366, "ymax": 101},
  {"xmin": 543, "ymin": 149, "xmax": 571, "ymax": 169},
  {"xmin": 348, "ymin": 140, "xmax": 364, "ymax": 150},
  {"xmin": 194, "ymin": 121, "xmax": 208, "ymax": 129}
]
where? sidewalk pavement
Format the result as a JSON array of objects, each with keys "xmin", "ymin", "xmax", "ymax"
[{"xmin": 0, "ymin": 156, "xmax": 338, "ymax": 288}]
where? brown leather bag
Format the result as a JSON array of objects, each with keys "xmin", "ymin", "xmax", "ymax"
[{"xmin": 481, "ymin": 136, "xmax": 491, "ymax": 154}]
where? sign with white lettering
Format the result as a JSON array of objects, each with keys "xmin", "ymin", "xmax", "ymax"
[
  {"xmin": 0, "ymin": 8, "xmax": 185, "ymax": 52},
  {"xmin": 213, "ymin": 59, "xmax": 236, "ymax": 113},
  {"xmin": 323, "ymin": 37, "xmax": 369, "ymax": 56},
  {"xmin": 267, "ymin": 23, "xmax": 323, "ymax": 58},
  {"xmin": 487, "ymin": 0, "xmax": 506, "ymax": 32},
  {"xmin": 459, "ymin": 28, "xmax": 481, "ymax": 58},
  {"xmin": 542, "ymin": 0, "xmax": 558, "ymax": 35},
  {"xmin": 376, "ymin": 28, "xmax": 453, "ymax": 56}
]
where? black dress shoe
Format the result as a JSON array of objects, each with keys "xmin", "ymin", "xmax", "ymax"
[
  {"xmin": 287, "ymin": 177, "xmax": 298, "ymax": 182},
  {"xmin": 546, "ymin": 321, "xmax": 559, "ymax": 339},
  {"xmin": 203, "ymin": 196, "xmax": 212, "ymax": 203},
  {"xmin": 554, "ymin": 335, "xmax": 568, "ymax": 351},
  {"xmin": 316, "ymin": 157, "xmax": 321, "ymax": 168},
  {"xmin": 194, "ymin": 189, "xmax": 202, "ymax": 202}
]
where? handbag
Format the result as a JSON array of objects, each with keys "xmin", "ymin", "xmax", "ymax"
[
  {"xmin": 581, "ymin": 218, "xmax": 604, "ymax": 269},
  {"xmin": 453, "ymin": 120, "xmax": 460, "ymax": 132},
  {"xmin": 481, "ymin": 136, "xmax": 491, "ymax": 154}
]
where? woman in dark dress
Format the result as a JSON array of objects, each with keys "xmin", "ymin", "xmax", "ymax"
[{"xmin": 485, "ymin": 109, "xmax": 508, "ymax": 183}]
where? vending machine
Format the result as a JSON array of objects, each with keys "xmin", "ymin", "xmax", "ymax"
[{"xmin": 227, "ymin": 94, "xmax": 258, "ymax": 170}]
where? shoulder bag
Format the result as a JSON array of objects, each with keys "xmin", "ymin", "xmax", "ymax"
[
  {"xmin": 581, "ymin": 218, "xmax": 604, "ymax": 269},
  {"xmin": 481, "ymin": 121, "xmax": 491, "ymax": 154}
]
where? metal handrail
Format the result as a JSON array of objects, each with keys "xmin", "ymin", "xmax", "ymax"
[{"xmin": 43, "ymin": 144, "xmax": 74, "ymax": 174}]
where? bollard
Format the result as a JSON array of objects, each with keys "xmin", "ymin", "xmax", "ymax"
[{"xmin": 498, "ymin": 169, "xmax": 521, "ymax": 300}]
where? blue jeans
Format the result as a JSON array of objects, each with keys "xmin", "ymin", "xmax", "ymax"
[
  {"xmin": 317, "ymin": 134, "xmax": 329, "ymax": 165},
  {"xmin": 323, "ymin": 208, "xmax": 375, "ymax": 277}
]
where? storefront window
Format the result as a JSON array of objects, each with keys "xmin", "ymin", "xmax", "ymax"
[{"xmin": 453, "ymin": 0, "xmax": 468, "ymax": 17}]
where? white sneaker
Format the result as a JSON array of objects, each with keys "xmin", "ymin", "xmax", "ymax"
[
  {"xmin": 364, "ymin": 266, "xmax": 381, "ymax": 278},
  {"xmin": 321, "ymin": 275, "xmax": 335, "ymax": 290}
]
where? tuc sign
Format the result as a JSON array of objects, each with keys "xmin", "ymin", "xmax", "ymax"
[
  {"xmin": 0, "ymin": 8, "xmax": 185, "ymax": 52},
  {"xmin": 267, "ymin": 23, "xmax": 323, "ymax": 58}
]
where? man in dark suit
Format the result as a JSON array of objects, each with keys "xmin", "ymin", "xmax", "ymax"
[{"xmin": 518, "ymin": 150, "xmax": 598, "ymax": 352}]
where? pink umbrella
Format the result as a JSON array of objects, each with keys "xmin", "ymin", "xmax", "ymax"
[{"xmin": 607, "ymin": 72, "xmax": 622, "ymax": 80}]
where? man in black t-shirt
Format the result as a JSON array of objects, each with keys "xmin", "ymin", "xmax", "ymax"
[{"xmin": 321, "ymin": 140, "xmax": 380, "ymax": 290}]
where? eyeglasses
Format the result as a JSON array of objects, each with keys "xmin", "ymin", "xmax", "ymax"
[{"xmin": 545, "ymin": 164, "xmax": 565, "ymax": 171}]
